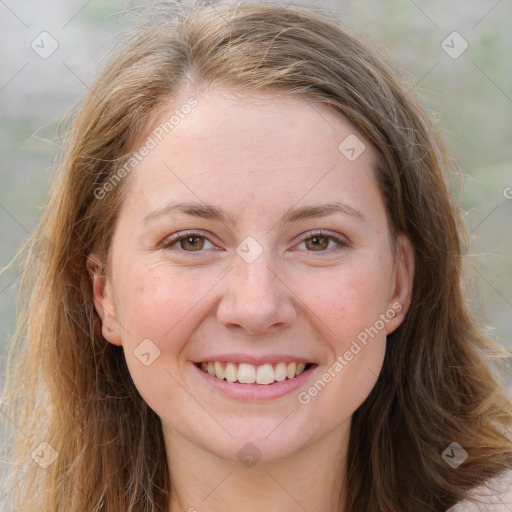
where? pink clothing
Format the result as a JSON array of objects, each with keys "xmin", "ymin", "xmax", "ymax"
[{"xmin": 448, "ymin": 470, "xmax": 512, "ymax": 511}]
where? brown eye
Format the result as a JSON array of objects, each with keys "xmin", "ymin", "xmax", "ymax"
[
  {"xmin": 304, "ymin": 235, "xmax": 330, "ymax": 251},
  {"xmin": 296, "ymin": 232, "xmax": 348, "ymax": 253},
  {"xmin": 179, "ymin": 236, "xmax": 205, "ymax": 251},
  {"xmin": 161, "ymin": 231, "xmax": 216, "ymax": 254}
]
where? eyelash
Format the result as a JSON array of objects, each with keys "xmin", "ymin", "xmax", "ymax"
[{"xmin": 160, "ymin": 230, "xmax": 349, "ymax": 254}]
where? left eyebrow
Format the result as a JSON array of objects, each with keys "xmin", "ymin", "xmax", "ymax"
[{"xmin": 279, "ymin": 201, "xmax": 366, "ymax": 225}]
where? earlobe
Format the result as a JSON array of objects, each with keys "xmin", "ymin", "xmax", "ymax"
[
  {"xmin": 86, "ymin": 253, "xmax": 123, "ymax": 346},
  {"xmin": 385, "ymin": 234, "xmax": 415, "ymax": 335}
]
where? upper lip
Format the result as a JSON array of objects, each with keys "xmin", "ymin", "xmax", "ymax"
[{"xmin": 192, "ymin": 353, "xmax": 315, "ymax": 366}]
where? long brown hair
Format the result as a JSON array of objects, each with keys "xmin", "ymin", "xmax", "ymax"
[{"xmin": 1, "ymin": 2, "xmax": 511, "ymax": 511}]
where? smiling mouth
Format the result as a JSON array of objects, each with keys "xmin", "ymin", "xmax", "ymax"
[{"xmin": 195, "ymin": 361, "xmax": 315, "ymax": 385}]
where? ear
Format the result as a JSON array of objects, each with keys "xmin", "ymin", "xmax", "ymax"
[
  {"xmin": 385, "ymin": 233, "xmax": 415, "ymax": 335},
  {"xmin": 86, "ymin": 253, "xmax": 123, "ymax": 346}
]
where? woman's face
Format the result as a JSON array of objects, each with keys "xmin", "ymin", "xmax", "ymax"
[{"xmin": 90, "ymin": 86, "xmax": 414, "ymax": 462}]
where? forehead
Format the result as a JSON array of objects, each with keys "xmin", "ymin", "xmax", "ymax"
[
  {"xmin": 120, "ymin": 86, "xmax": 382, "ymax": 221},
  {"xmin": 152, "ymin": 86, "xmax": 375, "ymax": 161}
]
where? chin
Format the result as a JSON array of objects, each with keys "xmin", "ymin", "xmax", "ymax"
[{"xmin": 197, "ymin": 420, "xmax": 316, "ymax": 464}]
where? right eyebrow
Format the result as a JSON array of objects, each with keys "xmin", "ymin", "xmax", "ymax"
[{"xmin": 142, "ymin": 202, "xmax": 239, "ymax": 225}]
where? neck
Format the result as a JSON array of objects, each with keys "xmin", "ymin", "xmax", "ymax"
[{"xmin": 164, "ymin": 421, "xmax": 349, "ymax": 512}]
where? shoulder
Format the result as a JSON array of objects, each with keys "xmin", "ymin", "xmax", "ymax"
[{"xmin": 447, "ymin": 470, "xmax": 512, "ymax": 511}]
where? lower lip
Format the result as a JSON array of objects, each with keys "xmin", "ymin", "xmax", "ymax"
[{"xmin": 193, "ymin": 363, "xmax": 317, "ymax": 401}]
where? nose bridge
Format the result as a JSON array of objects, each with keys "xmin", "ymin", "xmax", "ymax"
[
  {"xmin": 232, "ymin": 234, "xmax": 278, "ymax": 292},
  {"xmin": 216, "ymin": 244, "xmax": 295, "ymax": 333},
  {"xmin": 231, "ymin": 248, "xmax": 282, "ymax": 310}
]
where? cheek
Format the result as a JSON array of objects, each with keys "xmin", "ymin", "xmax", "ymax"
[
  {"xmin": 297, "ymin": 262, "xmax": 390, "ymax": 427},
  {"xmin": 296, "ymin": 258, "xmax": 393, "ymax": 346},
  {"xmin": 114, "ymin": 262, "xmax": 223, "ymax": 348},
  {"xmin": 112, "ymin": 263, "xmax": 220, "ymax": 412}
]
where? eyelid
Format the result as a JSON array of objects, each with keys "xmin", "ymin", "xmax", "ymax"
[
  {"xmin": 294, "ymin": 230, "xmax": 350, "ymax": 251},
  {"xmin": 160, "ymin": 230, "xmax": 218, "ymax": 252}
]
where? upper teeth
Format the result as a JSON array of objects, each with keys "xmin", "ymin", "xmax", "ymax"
[{"xmin": 200, "ymin": 361, "xmax": 307, "ymax": 385}]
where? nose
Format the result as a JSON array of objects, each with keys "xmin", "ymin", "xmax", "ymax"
[{"xmin": 216, "ymin": 252, "xmax": 297, "ymax": 335}]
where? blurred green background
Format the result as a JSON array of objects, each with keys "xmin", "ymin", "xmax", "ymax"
[{"xmin": 0, "ymin": 0, "xmax": 511, "ymax": 395}]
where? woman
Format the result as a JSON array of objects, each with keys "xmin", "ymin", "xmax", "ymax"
[{"xmin": 1, "ymin": 2, "xmax": 511, "ymax": 511}]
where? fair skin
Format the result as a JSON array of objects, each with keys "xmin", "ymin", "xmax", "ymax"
[{"xmin": 89, "ymin": 86, "xmax": 414, "ymax": 512}]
